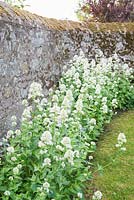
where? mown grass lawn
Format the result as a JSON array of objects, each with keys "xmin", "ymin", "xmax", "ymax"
[{"xmin": 86, "ymin": 110, "xmax": 134, "ymax": 200}]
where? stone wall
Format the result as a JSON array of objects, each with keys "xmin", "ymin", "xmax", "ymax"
[{"xmin": 0, "ymin": 1, "xmax": 134, "ymax": 136}]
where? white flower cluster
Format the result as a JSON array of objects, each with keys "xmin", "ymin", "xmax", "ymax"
[
  {"xmin": 43, "ymin": 181, "xmax": 50, "ymax": 192},
  {"xmin": 39, "ymin": 181, "xmax": 50, "ymax": 193},
  {"xmin": 22, "ymin": 99, "xmax": 28, "ymax": 107},
  {"xmin": 4, "ymin": 191, "xmax": 10, "ymax": 196},
  {"xmin": 64, "ymin": 149, "xmax": 75, "ymax": 165},
  {"xmin": 75, "ymin": 97, "xmax": 83, "ymax": 113},
  {"xmin": 112, "ymin": 98, "xmax": 118, "ymax": 108},
  {"xmin": 22, "ymin": 106, "xmax": 32, "ymax": 122},
  {"xmin": 115, "ymin": 132, "xmax": 127, "ymax": 151},
  {"xmin": 95, "ymin": 84, "xmax": 101, "ymax": 95},
  {"xmin": 58, "ymin": 89, "xmax": 74, "ymax": 125},
  {"xmin": 90, "ymin": 118, "xmax": 96, "ymax": 126},
  {"xmin": 28, "ymin": 82, "xmax": 43, "ymax": 99},
  {"xmin": 77, "ymin": 192, "xmax": 83, "ymax": 198},
  {"xmin": 11, "ymin": 115, "xmax": 17, "ymax": 127},
  {"xmin": 61, "ymin": 137, "xmax": 72, "ymax": 149},
  {"xmin": 13, "ymin": 164, "xmax": 22, "ymax": 175},
  {"xmin": 38, "ymin": 131, "xmax": 53, "ymax": 147},
  {"xmin": 92, "ymin": 190, "xmax": 103, "ymax": 200},
  {"xmin": 43, "ymin": 158, "xmax": 51, "ymax": 167},
  {"xmin": 7, "ymin": 146, "xmax": 14, "ymax": 154},
  {"xmin": 6, "ymin": 130, "xmax": 14, "ymax": 139}
]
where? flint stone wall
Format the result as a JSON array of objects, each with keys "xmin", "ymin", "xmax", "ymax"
[{"xmin": 0, "ymin": 1, "xmax": 134, "ymax": 136}]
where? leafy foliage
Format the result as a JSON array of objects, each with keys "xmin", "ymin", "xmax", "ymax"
[
  {"xmin": 0, "ymin": 51, "xmax": 134, "ymax": 199},
  {"xmin": 77, "ymin": 0, "xmax": 134, "ymax": 22}
]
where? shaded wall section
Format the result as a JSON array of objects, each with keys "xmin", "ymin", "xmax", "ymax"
[{"xmin": 0, "ymin": 1, "xmax": 134, "ymax": 135}]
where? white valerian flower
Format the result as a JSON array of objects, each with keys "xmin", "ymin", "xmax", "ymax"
[
  {"xmin": 61, "ymin": 137, "xmax": 72, "ymax": 149},
  {"xmin": 95, "ymin": 101, "xmax": 98, "ymax": 106},
  {"xmin": 33, "ymin": 98, "xmax": 40, "ymax": 104},
  {"xmin": 28, "ymin": 82, "xmax": 43, "ymax": 99},
  {"xmin": 56, "ymin": 145, "xmax": 64, "ymax": 151},
  {"xmin": 76, "ymin": 79, "xmax": 81, "ymax": 88},
  {"xmin": 120, "ymin": 147, "xmax": 126, "ymax": 151},
  {"xmin": 52, "ymin": 95, "xmax": 59, "ymax": 102},
  {"xmin": 61, "ymin": 162, "xmax": 65, "ymax": 168},
  {"xmin": 63, "ymin": 65, "xmax": 67, "ymax": 71},
  {"xmin": 12, "ymin": 121, "xmax": 17, "ymax": 127},
  {"xmin": 7, "ymin": 146, "xmax": 15, "ymax": 154},
  {"xmin": 112, "ymin": 98, "xmax": 118, "ymax": 108},
  {"xmin": 90, "ymin": 125, "xmax": 94, "ymax": 131},
  {"xmin": 13, "ymin": 167, "xmax": 19, "ymax": 175},
  {"xmin": 39, "ymin": 150, "xmax": 48, "ymax": 155},
  {"xmin": 77, "ymin": 192, "xmax": 83, "ymax": 198},
  {"xmin": 75, "ymin": 99, "xmax": 83, "ymax": 113},
  {"xmin": 17, "ymin": 164, "xmax": 22, "ymax": 169},
  {"xmin": 37, "ymin": 105, "xmax": 43, "ymax": 112},
  {"xmin": 59, "ymin": 84, "xmax": 66, "ymax": 92},
  {"xmin": 40, "ymin": 98, "xmax": 48, "ymax": 106},
  {"xmin": 91, "ymin": 141, "xmax": 96, "ymax": 146},
  {"xmin": 115, "ymin": 143, "xmax": 121, "ymax": 148},
  {"xmin": 43, "ymin": 158, "xmax": 51, "ymax": 166},
  {"xmin": 2, "ymin": 138, "xmax": 8, "ymax": 142},
  {"xmin": 22, "ymin": 106, "xmax": 32, "ymax": 121},
  {"xmin": 90, "ymin": 118, "xmax": 96, "ymax": 125},
  {"xmin": 95, "ymin": 84, "xmax": 101, "ymax": 95},
  {"xmin": 9, "ymin": 176, "xmax": 13, "ymax": 181},
  {"xmin": 88, "ymin": 95, "xmax": 93, "ymax": 101},
  {"xmin": 117, "ymin": 132, "xmax": 127, "ymax": 144},
  {"xmin": 61, "ymin": 109, "xmax": 68, "ymax": 120},
  {"xmin": 4, "ymin": 191, "xmax": 10, "ymax": 196},
  {"xmin": 15, "ymin": 129, "xmax": 21, "ymax": 136},
  {"xmin": 38, "ymin": 186, "xmax": 43, "ymax": 192},
  {"xmin": 22, "ymin": 99, "xmax": 28, "ymax": 106},
  {"xmin": 66, "ymin": 89, "xmax": 73, "ymax": 101},
  {"xmin": 43, "ymin": 118, "xmax": 50, "ymax": 126},
  {"xmin": 6, "ymin": 130, "xmax": 14, "ymax": 139},
  {"xmin": 11, "ymin": 157, "xmax": 17, "ymax": 161},
  {"xmin": 116, "ymin": 132, "xmax": 127, "ymax": 149},
  {"xmin": 74, "ymin": 72, "xmax": 79, "ymax": 80},
  {"xmin": 64, "ymin": 149, "xmax": 74, "ymax": 165},
  {"xmin": 102, "ymin": 104, "xmax": 108, "ymax": 113},
  {"xmin": 54, "ymin": 156, "xmax": 59, "ymax": 161},
  {"xmin": 11, "ymin": 115, "xmax": 17, "ymax": 122},
  {"xmin": 78, "ymin": 94, "xmax": 84, "ymax": 100},
  {"xmin": 102, "ymin": 97, "xmax": 107, "ymax": 104},
  {"xmin": 43, "ymin": 182, "xmax": 50, "ymax": 192},
  {"xmin": 50, "ymin": 103, "xmax": 60, "ymax": 115},
  {"xmin": 66, "ymin": 66, "xmax": 76, "ymax": 77},
  {"xmin": 62, "ymin": 96, "xmax": 71, "ymax": 107},
  {"xmin": 38, "ymin": 140, "xmax": 45, "ymax": 148},
  {"xmin": 92, "ymin": 190, "xmax": 103, "ymax": 200},
  {"xmin": 40, "ymin": 131, "xmax": 53, "ymax": 145},
  {"xmin": 89, "ymin": 155, "xmax": 93, "ymax": 160}
]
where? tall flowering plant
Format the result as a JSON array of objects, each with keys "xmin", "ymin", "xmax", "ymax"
[{"xmin": 0, "ymin": 51, "xmax": 133, "ymax": 199}]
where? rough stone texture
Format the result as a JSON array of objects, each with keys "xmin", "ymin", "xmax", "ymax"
[{"xmin": 0, "ymin": 1, "xmax": 134, "ymax": 136}]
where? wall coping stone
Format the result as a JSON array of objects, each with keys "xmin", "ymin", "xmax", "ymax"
[{"xmin": 0, "ymin": 1, "xmax": 134, "ymax": 32}]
